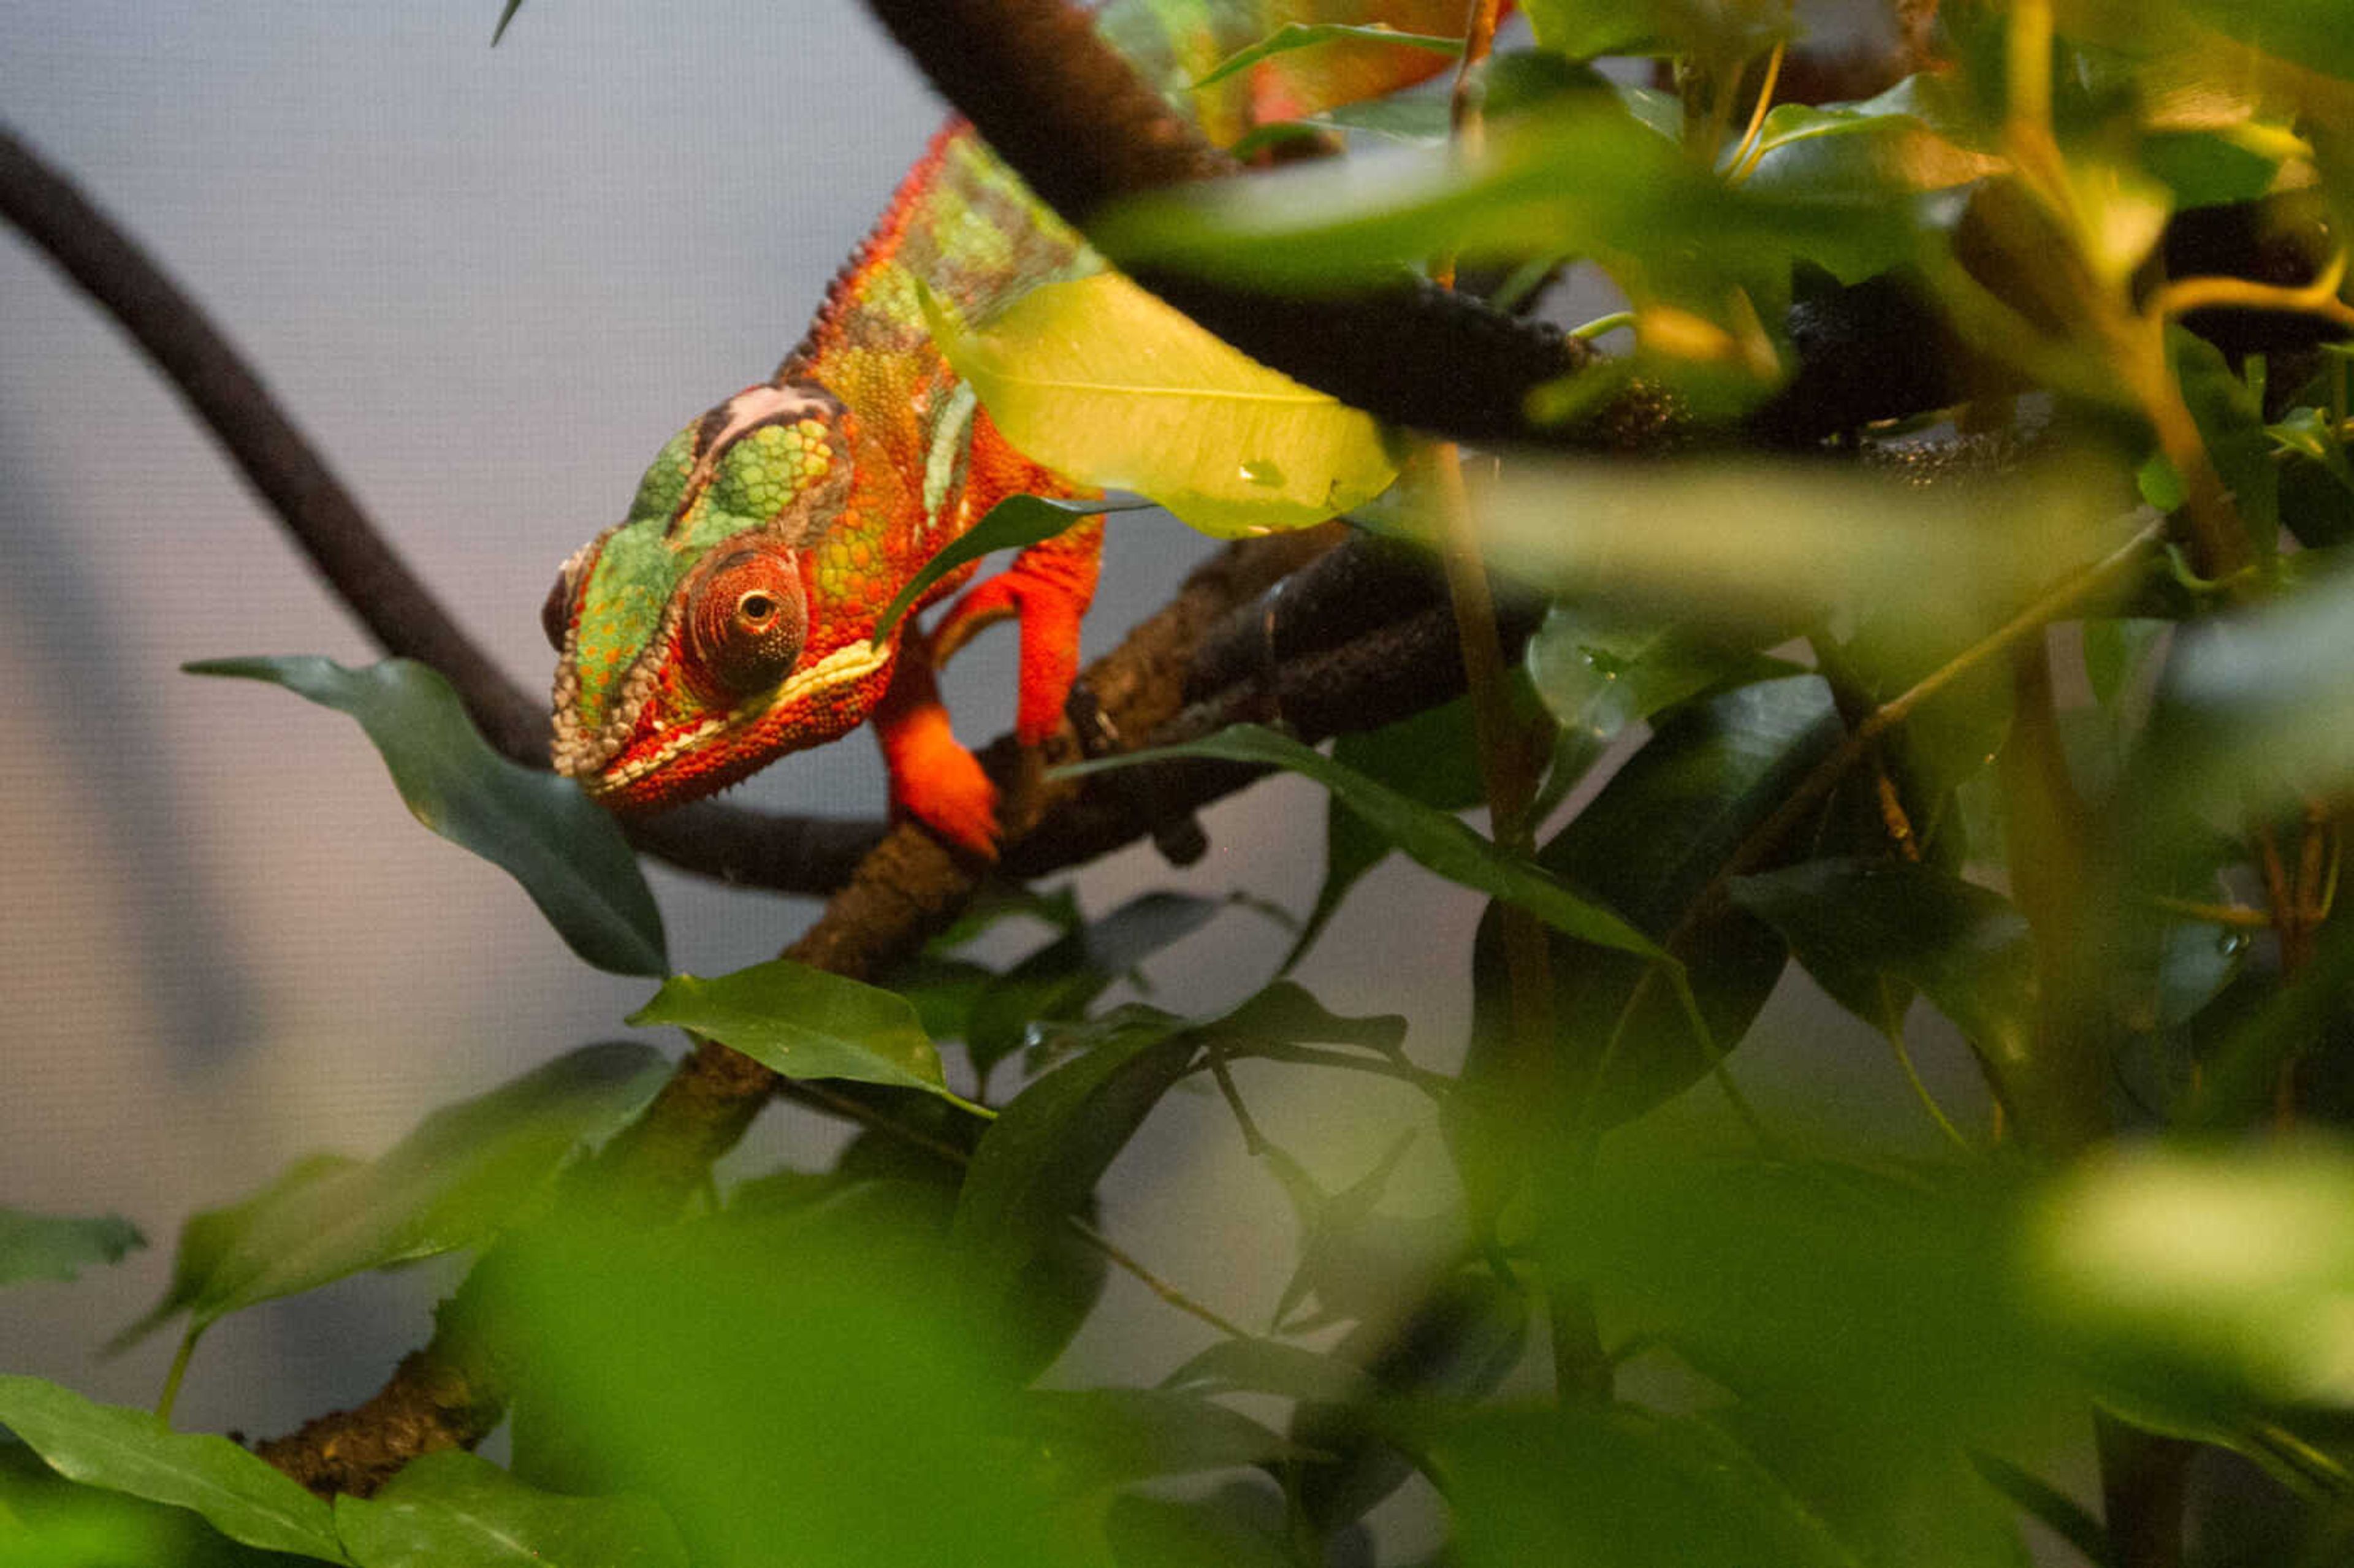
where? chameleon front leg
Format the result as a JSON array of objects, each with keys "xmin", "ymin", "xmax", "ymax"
[
  {"xmin": 872, "ymin": 626, "xmax": 1002, "ymax": 856},
  {"xmin": 931, "ymin": 512, "xmax": 1104, "ymax": 745}
]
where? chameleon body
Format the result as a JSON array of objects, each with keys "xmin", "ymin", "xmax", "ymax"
[{"xmin": 546, "ymin": 2, "xmax": 1478, "ymax": 853}]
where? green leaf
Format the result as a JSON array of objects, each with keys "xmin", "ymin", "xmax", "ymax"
[
  {"xmin": 1286, "ymin": 697, "xmax": 1490, "ymax": 973},
  {"xmin": 1161, "ymin": 1338, "xmax": 1381, "ymax": 1404},
  {"xmin": 334, "ymin": 1450, "xmax": 687, "ymax": 1568},
  {"xmin": 2176, "ymin": 0, "xmax": 2354, "ymax": 84},
  {"xmin": 1192, "ymin": 21, "xmax": 1460, "ymax": 89},
  {"xmin": 951, "ymin": 1010, "xmax": 1202, "ymax": 1301},
  {"xmin": 1461, "ymin": 676, "xmax": 1838, "ymax": 1151},
  {"xmin": 1968, "ymin": 1453, "xmax": 2112, "ymax": 1568},
  {"xmin": 489, "ymin": 0, "xmax": 524, "ymax": 46},
  {"xmin": 630, "ymin": 959, "xmax": 964, "ymax": 1106},
  {"xmin": 2171, "ymin": 329, "xmax": 2278, "ymax": 556},
  {"xmin": 873, "ymin": 494, "xmax": 1138, "ymax": 644},
  {"xmin": 964, "ymin": 891, "xmax": 1227, "ymax": 1082},
  {"xmin": 1730, "ymin": 859, "xmax": 2035, "ymax": 1081},
  {"xmin": 1740, "ymin": 82, "xmax": 2005, "ymax": 202},
  {"xmin": 0, "ymin": 1209, "xmax": 143, "ymax": 1288},
  {"xmin": 1, "ymin": 1442, "xmax": 299, "ymax": 1568},
  {"xmin": 1059, "ymin": 723, "xmax": 1666, "ymax": 961},
  {"xmin": 1097, "ymin": 93, "xmax": 1919, "ymax": 297},
  {"xmin": 1438, "ymin": 1405, "xmax": 1861, "ymax": 1568},
  {"xmin": 120, "ymin": 1045, "xmax": 663, "ymax": 1340},
  {"xmin": 1523, "ymin": 0, "xmax": 1795, "ymax": 61},
  {"xmin": 921, "ymin": 273, "xmax": 1398, "ymax": 538},
  {"xmin": 1026, "ymin": 1390, "xmax": 1307, "ymax": 1489},
  {"xmin": 0, "ymin": 1377, "xmax": 345, "ymax": 1560},
  {"xmin": 183, "ymin": 657, "xmax": 665, "ymax": 976},
  {"xmin": 2024, "ymin": 1141, "xmax": 2354, "ymax": 1425},
  {"xmin": 1103, "ymin": 1493, "xmax": 1297, "ymax": 1568},
  {"xmin": 109, "ymin": 1154, "xmax": 360, "ymax": 1355}
]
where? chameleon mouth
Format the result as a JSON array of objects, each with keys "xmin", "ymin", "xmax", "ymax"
[{"xmin": 576, "ymin": 636, "xmax": 894, "ymax": 799}]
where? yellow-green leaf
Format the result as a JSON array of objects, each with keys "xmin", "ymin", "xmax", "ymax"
[{"xmin": 922, "ymin": 273, "xmax": 1398, "ymax": 538}]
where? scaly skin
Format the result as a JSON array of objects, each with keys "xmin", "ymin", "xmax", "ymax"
[{"xmin": 545, "ymin": 4, "xmax": 1485, "ymax": 853}]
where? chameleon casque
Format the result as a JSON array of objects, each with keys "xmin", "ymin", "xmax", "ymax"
[{"xmin": 543, "ymin": 2, "xmax": 1474, "ymax": 854}]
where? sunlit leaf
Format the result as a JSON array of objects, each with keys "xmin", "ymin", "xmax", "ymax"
[
  {"xmin": 120, "ymin": 1045, "xmax": 663, "ymax": 1340},
  {"xmin": 874, "ymin": 494, "xmax": 1138, "ymax": 644},
  {"xmin": 1192, "ymin": 21, "xmax": 1458, "ymax": 89},
  {"xmin": 0, "ymin": 1210, "xmax": 143, "ymax": 1288},
  {"xmin": 1059, "ymin": 723, "xmax": 1667, "ymax": 960},
  {"xmin": 921, "ymin": 274, "xmax": 1398, "ymax": 538},
  {"xmin": 2025, "ymin": 1141, "xmax": 2354, "ymax": 1423},
  {"xmin": 334, "ymin": 1450, "xmax": 688, "ymax": 1568},
  {"xmin": 0, "ymin": 1377, "xmax": 344, "ymax": 1560},
  {"xmin": 630, "ymin": 959, "xmax": 961, "ymax": 1105},
  {"xmin": 183, "ymin": 657, "xmax": 666, "ymax": 976}
]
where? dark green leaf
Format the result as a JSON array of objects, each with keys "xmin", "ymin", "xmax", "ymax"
[
  {"xmin": 0, "ymin": 1209, "xmax": 143, "ymax": 1288},
  {"xmin": 630, "ymin": 958, "xmax": 962, "ymax": 1105},
  {"xmin": 333, "ymin": 1450, "xmax": 687, "ymax": 1568},
  {"xmin": 1193, "ymin": 21, "xmax": 1459, "ymax": 89},
  {"xmin": 882, "ymin": 953, "xmax": 999, "ymax": 1043},
  {"xmin": 184, "ymin": 657, "xmax": 665, "ymax": 976},
  {"xmin": 2082, "ymin": 618, "xmax": 2169, "ymax": 710},
  {"xmin": 1439, "ymin": 1406, "xmax": 1858, "ymax": 1568},
  {"xmin": 1026, "ymin": 1390, "xmax": 1306, "ymax": 1489},
  {"xmin": 951, "ymin": 1011, "xmax": 1199, "ymax": 1303},
  {"xmin": 966, "ymin": 891, "xmax": 1225, "ymax": 1081},
  {"xmin": 489, "ymin": 0, "xmax": 523, "ymax": 45},
  {"xmin": 1286, "ymin": 696, "xmax": 1489, "ymax": 973},
  {"xmin": 1523, "ymin": 0, "xmax": 1792, "ymax": 61},
  {"xmin": 1462, "ymin": 676, "xmax": 1838, "ymax": 1153},
  {"xmin": 124, "ymin": 1045, "xmax": 662, "ymax": 1339},
  {"xmin": 1969, "ymin": 1452, "xmax": 2112, "ymax": 1568},
  {"xmin": 2171, "ymin": 330, "xmax": 2278, "ymax": 556},
  {"xmin": 1061, "ymin": 724, "xmax": 1666, "ymax": 960},
  {"xmin": 1208, "ymin": 980, "xmax": 1408, "ymax": 1058},
  {"xmin": 0, "ymin": 1377, "xmax": 344, "ymax": 1560},
  {"xmin": 109, "ymin": 1155, "xmax": 360, "ymax": 1354},
  {"xmin": 1730, "ymin": 859, "xmax": 2035, "ymax": 1084},
  {"xmin": 2177, "ymin": 0, "xmax": 2354, "ymax": 83},
  {"xmin": 872, "ymin": 495, "xmax": 1134, "ymax": 644},
  {"xmin": 1103, "ymin": 1492, "xmax": 1297, "ymax": 1568}
]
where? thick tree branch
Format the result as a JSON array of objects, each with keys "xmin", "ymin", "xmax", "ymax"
[{"xmin": 0, "ymin": 120, "xmax": 880, "ymax": 895}]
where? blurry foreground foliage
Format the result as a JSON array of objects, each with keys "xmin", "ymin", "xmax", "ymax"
[{"xmin": 19, "ymin": 0, "xmax": 2354, "ymax": 1564}]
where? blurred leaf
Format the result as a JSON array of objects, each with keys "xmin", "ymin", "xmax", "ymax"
[
  {"xmin": 1026, "ymin": 1389, "xmax": 1307, "ymax": 1490},
  {"xmin": 1210, "ymin": 979, "xmax": 1409, "ymax": 1060},
  {"xmin": 1229, "ymin": 96, "xmax": 1454, "ymax": 158},
  {"xmin": 1542, "ymin": 1149, "xmax": 2065, "ymax": 1442},
  {"xmin": 874, "ymin": 495, "xmax": 1133, "ymax": 643},
  {"xmin": 1463, "ymin": 676, "xmax": 1838, "ymax": 1151},
  {"xmin": 1192, "ymin": 21, "xmax": 1458, "ymax": 89},
  {"xmin": 1742, "ymin": 83, "xmax": 2006, "ymax": 202},
  {"xmin": 2068, "ymin": 156, "xmax": 2176, "ymax": 290},
  {"xmin": 184, "ymin": 657, "xmax": 665, "ymax": 976},
  {"xmin": 2025, "ymin": 1141, "xmax": 2354, "ymax": 1425},
  {"xmin": 1061, "ymin": 724, "xmax": 1667, "ymax": 961},
  {"xmin": 333, "ymin": 1450, "xmax": 687, "ymax": 1568},
  {"xmin": 922, "ymin": 273, "xmax": 1398, "ymax": 538},
  {"xmin": 500, "ymin": 1198, "xmax": 1099, "ymax": 1568},
  {"xmin": 118, "ymin": 1045, "xmax": 661, "ymax": 1341},
  {"xmin": 1437, "ymin": 1406, "xmax": 1859, "ymax": 1568},
  {"xmin": 1161, "ymin": 1338, "xmax": 1381, "ymax": 1404},
  {"xmin": 1097, "ymin": 94, "xmax": 1921, "ymax": 297},
  {"xmin": 109, "ymin": 1155, "xmax": 360, "ymax": 1354},
  {"xmin": 1285, "ymin": 695, "xmax": 1490, "ymax": 974},
  {"xmin": 967, "ymin": 891, "xmax": 1225, "ymax": 1081},
  {"xmin": 489, "ymin": 0, "xmax": 523, "ymax": 45},
  {"xmin": 1969, "ymin": 1452, "xmax": 2112, "ymax": 1568},
  {"xmin": 952, "ymin": 1010, "xmax": 1201, "ymax": 1303},
  {"xmin": 2174, "ymin": 0, "xmax": 2354, "ymax": 83},
  {"xmin": 1293, "ymin": 1271, "xmax": 1530, "ymax": 1537},
  {"xmin": 1469, "ymin": 456, "xmax": 2143, "ymax": 646},
  {"xmin": 1730, "ymin": 859, "xmax": 2036, "ymax": 1078},
  {"xmin": 0, "ymin": 1442, "xmax": 303, "ymax": 1568},
  {"xmin": 2172, "ymin": 330, "xmax": 2278, "ymax": 556},
  {"xmin": 883, "ymin": 953, "xmax": 999, "ymax": 1043},
  {"xmin": 1103, "ymin": 1491, "xmax": 1297, "ymax": 1568},
  {"xmin": 2084, "ymin": 617, "xmax": 2170, "ymax": 710},
  {"xmin": 631, "ymin": 959, "xmax": 961, "ymax": 1105},
  {"xmin": 0, "ymin": 1209, "xmax": 143, "ymax": 1288},
  {"xmin": 1523, "ymin": 0, "xmax": 1794, "ymax": 62},
  {"xmin": 0, "ymin": 1377, "xmax": 343, "ymax": 1560}
]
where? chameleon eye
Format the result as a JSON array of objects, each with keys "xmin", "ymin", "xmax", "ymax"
[{"xmin": 687, "ymin": 548, "xmax": 806, "ymax": 698}]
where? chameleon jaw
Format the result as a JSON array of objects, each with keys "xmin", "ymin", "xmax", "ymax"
[{"xmin": 572, "ymin": 636, "xmax": 896, "ymax": 804}]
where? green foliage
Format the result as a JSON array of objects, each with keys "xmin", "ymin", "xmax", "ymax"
[
  {"xmin": 0, "ymin": 1209, "xmax": 144, "ymax": 1288},
  {"xmin": 38, "ymin": 4, "xmax": 2354, "ymax": 1565},
  {"xmin": 183, "ymin": 657, "xmax": 666, "ymax": 976}
]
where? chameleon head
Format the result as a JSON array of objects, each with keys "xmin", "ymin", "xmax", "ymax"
[{"xmin": 545, "ymin": 379, "xmax": 889, "ymax": 808}]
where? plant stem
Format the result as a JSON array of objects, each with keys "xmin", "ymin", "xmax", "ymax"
[{"xmin": 155, "ymin": 1328, "xmax": 200, "ymax": 1426}]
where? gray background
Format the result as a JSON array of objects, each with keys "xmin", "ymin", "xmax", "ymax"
[{"xmin": 2, "ymin": 0, "xmax": 1956, "ymax": 1539}]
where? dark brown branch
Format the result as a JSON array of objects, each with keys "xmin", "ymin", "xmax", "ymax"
[{"xmin": 0, "ymin": 120, "xmax": 880, "ymax": 896}]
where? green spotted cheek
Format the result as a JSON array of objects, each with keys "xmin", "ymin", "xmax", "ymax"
[
  {"xmin": 628, "ymin": 427, "xmax": 698, "ymax": 524},
  {"xmin": 570, "ymin": 523, "xmax": 683, "ymax": 731}
]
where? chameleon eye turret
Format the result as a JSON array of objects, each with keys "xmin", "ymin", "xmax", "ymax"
[{"xmin": 684, "ymin": 546, "xmax": 807, "ymax": 699}]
